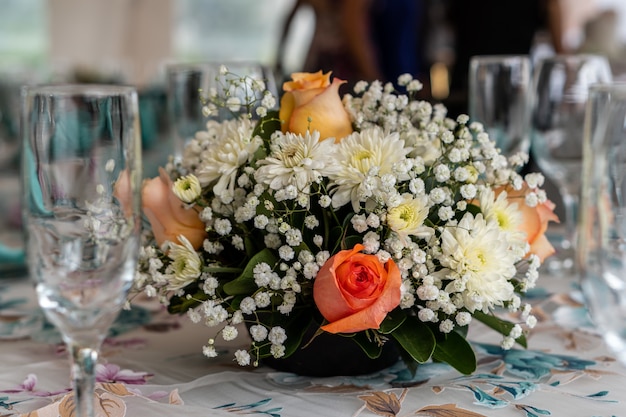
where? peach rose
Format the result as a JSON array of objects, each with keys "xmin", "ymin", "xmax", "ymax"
[
  {"xmin": 313, "ymin": 244, "xmax": 401, "ymax": 334},
  {"xmin": 279, "ymin": 71, "xmax": 353, "ymax": 141},
  {"xmin": 142, "ymin": 168, "xmax": 207, "ymax": 249},
  {"xmin": 113, "ymin": 168, "xmax": 134, "ymax": 218},
  {"xmin": 496, "ymin": 183, "xmax": 560, "ymax": 262}
]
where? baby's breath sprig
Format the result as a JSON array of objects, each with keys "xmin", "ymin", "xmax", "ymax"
[{"xmin": 200, "ymin": 64, "xmax": 277, "ymax": 121}]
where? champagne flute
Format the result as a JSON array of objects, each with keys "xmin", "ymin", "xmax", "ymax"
[
  {"xmin": 530, "ymin": 54, "xmax": 612, "ymax": 273},
  {"xmin": 578, "ymin": 82, "xmax": 626, "ymax": 365},
  {"xmin": 166, "ymin": 61, "xmax": 278, "ymax": 163},
  {"xmin": 21, "ymin": 84, "xmax": 142, "ymax": 417},
  {"xmin": 468, "ymin": 54, "xmax": 532, "ymax": 159}
]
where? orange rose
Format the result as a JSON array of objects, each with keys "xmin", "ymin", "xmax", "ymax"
[
  {"xmin": 279, "ymin": 71, "xmax": 353, "ymax": 142},
  {"xmin": 313, "ymin": 244, "xmax": 401, "ymax": 334},
  {"xmin": 142, "ymin": 168, "xmax": 207, "ymax": 249},
  {"xmin": 113, "ymin": 168, "xmax": 134, "ymax": 218},
  {"xmin": 496, "ymin": 183, "xmax": 560, "ymax": 262}
]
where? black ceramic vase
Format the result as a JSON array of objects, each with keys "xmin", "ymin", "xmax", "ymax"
[{"xmin": 260, "ymin": 329, "xmax": 400, "ymax": 377}]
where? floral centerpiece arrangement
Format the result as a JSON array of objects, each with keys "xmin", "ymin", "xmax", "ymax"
[{"xmin": 133, "ymin": 67, "xmax": 558, "ymax": 375}]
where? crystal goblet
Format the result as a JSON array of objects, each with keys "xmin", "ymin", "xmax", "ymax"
[
  {"xmin": 468, "ymin": 54, "xmax": 532, "ymax": 159},
  {"xmin": 531, "ymin": 54, "xmax": 612, "ymax": 273},
  {"xmin": 21, "ymin": 84, "xmax": 142, "ymax": 417},
  {"xmin": 578, "ymin": 82, "xmax": 626, "ymax": 366}
]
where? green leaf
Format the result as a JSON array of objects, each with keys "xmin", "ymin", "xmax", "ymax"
[
  {"xmin": 473, "ymin": 310, "xmax": 527, "ymax": 348},
  {"xmin": 223, "ymin": 248, "xmax": 277, "ymax": 295},
  {"xmin": 432, "ymin": 330, "xmax": 476, "ymax": 375},
  {"xmin": 252, "ymin": 110, "xmax": 281, "ymax": 141},
  {"xmin": 167, "ymin": 289, "xmax": 208, "ymax": 314},
  {"xmin": 351, "ymin": 332, "xmax": 383, "ymax": 359},
  {"xmin": 390, "ymin": 316, "xmax": 435, "ymax": 363},
  {"xmin": 379, "ymin": 309, "xmax": 407, "ymax": 334}
]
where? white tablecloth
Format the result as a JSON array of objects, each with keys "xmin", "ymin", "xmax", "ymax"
[{"xmin": 0, "ymin": 271, "xmax": 623, "ymax": 417}]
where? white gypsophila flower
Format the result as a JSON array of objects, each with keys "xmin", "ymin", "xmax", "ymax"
[
  {"xmin": 437, "ymin": 213, "xmax": 516, "ymax": 312},
  {"xmin": 221, "ymin": 325, "xmax": 238, "ymax": 341},
  {"xmin": 351, "ymin": 214, "xmax": 368, "ymax": 233},
  {"xmin": 239, "ymin": 297, "xmax": 256, "ymax": 314},
  {"xmin": 304, "ymin": 215, "xmax": 319, "ymax": 229},
  {"xmin": 501, "ymin": 337, "xmax": 515, "ymax": 350},
  {"xmin": 264, "ymin": 233, "xmax": 282, "ymax": 249},
  {"xmin": 278, "ymin": 245, "xmax": 295, "ymax": 261},
  {"xmin": 187, "ymin": 309, "xmax": 201, "ymax": 323},
  {"xmin": 253, "ymin": 262, "xmax": 273, "ymax": 287},
  {"xmin": 270, "ymin": 344, "xmax": 286, "ymax": 358},
  {"xmin": 455, "ymin": 311, "xmax": 472, "ymax": 326},
  {"xmin": 203, "ymin": 345, "xmax": 218, "ymax": 358},
  {"xmin": 249, "ymin": 324, "xmax": 268, "ymax": 342},
  {"xmin": 439, "ymin": 319, "xmax": 454, "ymax": 333},
  {"xmin": 234, "ymin": 349, "xmax": 251, "ymax": 366},
  {"xmin": 285, "ymin": 228, "xmax": 303, "ymax": 246},
  {"xmin": 214, "ymin": 218, "xmax": 232, "ymax": 236},
  {"xmin": 164, "ymin": 236, "xmax": 202, "ymax": 290},
  {"xmin": 268, "ymin": 326, "xmax": 287, "ymax": 344},
  {"xmin": 386, "ymin": 193, "xmax": 433, "ymax": 243},
  {"xmin": 418, "ymin": 308, "xmax": 436, "ymax": 322},
  {"xmin": 362, "ymin": 231, "xmax": 380, "ymax": 253},
  {"xmin": 172, "ymin": 174, "xmax": 202, "ymax": 203},
  {"xmin": 459, "ymin": 184, "xmax": 477, "ymax": 200},
  {"xmin": 254, "ymin": 292, "xmax": 271, "ymax": 308},
  {"xmin": 254, "ymin": 214, "xmax": 269, "ymax": 229},
  {"xmin": 231, "ymin": 310, "xmax": 244, "ymax": 324},
  {"xmin": 255, "ymin": 130, "xmax": 338, "ymax": 192},
  {"xmin": 328, "ymin": 126, "xmax": 411, "ymax": 211},
  {"xmin": 190, "ymin": 118, "xmax": 261, "ymax": 202}
]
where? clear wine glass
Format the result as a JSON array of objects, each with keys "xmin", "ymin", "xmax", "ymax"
[
  {"xmin": 21, "ymin": 84, "xmax": 142, "ymax": 417},
  {"xmin": 578, "ymin": 82, "xmax": 626, "ymax": 365},
  {"xmin": 468, "ymin": 54, "xmax": 533, "ymax": 159},
  {"xmin": 166, "ymin": 61, "xmax": 278, "ymax": 162},
  {"xmin": 530, "ymin": 54, "xmax": 612, "ymax": 273}
]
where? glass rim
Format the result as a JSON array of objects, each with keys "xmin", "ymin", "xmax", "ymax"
[
  {"xmin": 535, "ymin": 53, "xmax": 610, "ymax": 64},
  {"xmin": 22, "ymin": 83, "xmax": 138, "ymax": 98},
  {"xmin": 469, "ymin": 54, "xmax": 531, "ymax": 63},
  {"xmin": 587, "ymin": 82, "xmax": 626, "ymax": 97},
  {"xmin": 165, "ymin": 60, "xmax": 268, "ymax": 74}
]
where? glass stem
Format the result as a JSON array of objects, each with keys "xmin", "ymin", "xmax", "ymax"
[
  {"xmin": 69, "ymin": 344, "xmax": 99, "ymax": 417},
  {"xmin": 560, "ymin": 189, "xmax": 579, "ymax": 251}
]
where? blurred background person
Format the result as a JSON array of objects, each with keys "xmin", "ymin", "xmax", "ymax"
[
  {"xmin": 276, "ymin": 0, "xmax": 429, "ymax": 93},
  {"xmin": 443, "ymin": 0, "xmax": 568, "ymax": 118}
]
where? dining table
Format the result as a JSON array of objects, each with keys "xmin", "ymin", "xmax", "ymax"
[{"xmin": 0, "ymin": 262, "xmax": 624, "ymax": 417}]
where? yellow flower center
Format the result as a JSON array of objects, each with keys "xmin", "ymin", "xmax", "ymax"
[
  {"xmin": 280, "ymin": 143, "xmax": 305, "ymax": 168},
  {"xmin": 495, "ymin": 208, "xmax": 513, "ymax": 231},
  {"xmin": 352, "ymin": 150, "xmax": 374, "ymax": 173}
]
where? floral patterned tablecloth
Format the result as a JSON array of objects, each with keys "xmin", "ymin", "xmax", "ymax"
[{"xmin": 0, "ymin": 273, "xmax": 623, "ymax": 417}]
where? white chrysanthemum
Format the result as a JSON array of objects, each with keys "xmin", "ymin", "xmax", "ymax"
[
  {"xmin": 255, "ymin": 130, "xmax": 338, "ymax": 192},
  {"xmin": 478, "ymin": 187, "xmax": 526, "ymax": 255},
  {"xmin": 164, "ymin": 236, "xmax": 202, "ymax": 290},
  {"xmin": 192, "ymin": 118, "xmax": 260, "ymax": 202},
  {"xmin": 328, "ymin": 127, "xmax": 411, "ymax": 211},
  {"xmin": 438, "ymin": 213, "xmax": 516, "ymax": 312},
  {"xmin": 386, "ymin": 193, "xmax": 433, "ymax": 243}
]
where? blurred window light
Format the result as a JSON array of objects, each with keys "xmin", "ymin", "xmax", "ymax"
[
  {"xmin": 0, "ymin": 0, "xmax": 47, "ymax": 69},
  {"xmin": 173, "ymin": 0, "xmax": 297, "ymax": 66}
]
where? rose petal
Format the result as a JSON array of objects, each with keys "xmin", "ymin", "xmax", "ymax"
[
  {"xmin": 314, "ymin": 244, "xmax": 402, "ymax": 334},
  {"xmin": 288, "ymin": 77, "xmax": 353, "ymax": 141},
  {"xmin": 142, "ymin": 168, "xmax": 207, "ymax": 249}
]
